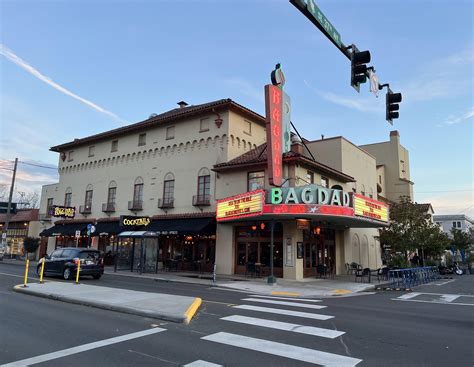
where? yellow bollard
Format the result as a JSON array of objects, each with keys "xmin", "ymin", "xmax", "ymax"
[
  {"xmin": 75, "ymin": 259, "xmax": 81, "ymax": 284},
  {"xmin": 40, "ymin": 258, "xmax": 45, "ymax": 284},
  {"xmin": 23, "ymin": 259, "xmax": 29, "ymax": 287}
]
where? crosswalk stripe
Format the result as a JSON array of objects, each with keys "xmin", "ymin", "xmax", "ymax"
[
  {"xmin": 184, "ymin": 360, "xmax": 223, "ymax": 367},
  {"xmin": 234, "ymin": 304, "xmax": 334, "ymax": 320},
  {"xmin": 397, "ymin": 293, "xmax": 420, "ymax": 300},
  {"xmin": 221, "ymin": 315, "xmax": 344, "ymax": 339},
  {"xmin": 248, "ymin": 295, "xmax": 322, "ymax": 302},
  {"xmin": 440, "ymin": 295, "xmax": 460, "ymax": 302},
  {"xmin": 242, "ymin": 298, "xmax": 326, "ymax": 309},
  {"xmin": 201, "ymin": 332, "xmax": 362, "ymax": 367}
]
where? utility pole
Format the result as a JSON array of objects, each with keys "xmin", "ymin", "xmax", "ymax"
[{"xmin": 2, "ymin": 158, "xmax": 18, "ymax": 258}]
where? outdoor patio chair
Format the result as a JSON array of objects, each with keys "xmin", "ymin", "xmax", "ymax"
[
  {"xmin": 348, "ymin": 262, "xmax": 360, "ymax": 275},
  {"xmin": 316, "ymin": 264, "xmax": 328, "ymax": 278},
  {"xmin": 245, "ymin": 262, "xmax": 256, "ymax": 277},
  {"xmin": 355, "ymin": 267, "xmax": 371, "ymax": 283}
]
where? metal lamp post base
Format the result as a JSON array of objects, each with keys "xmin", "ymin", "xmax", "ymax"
[{"xmin": 267, "ymin": 275, "xmax": 277, "ymax": 285}]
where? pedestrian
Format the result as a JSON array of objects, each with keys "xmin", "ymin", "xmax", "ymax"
[{"xmin": 412, "ymin": 254, "xmax": 420, "ymax": 267}]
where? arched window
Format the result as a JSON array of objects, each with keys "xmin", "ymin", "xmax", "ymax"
[
  {"xmin": 162, "ymin": 173, "xmax": 175, "ymax": 207},
  {"xmin": 331, "ymin": 184, "xmax": 343, "ymax": 191},
  {"xmin": 84, "ymin": 184, "xmax": 93, "ymax": 211},
  {"xmin": 107, "ymin": 181, "xmax": 117, "ymax": 208},
  {"xmin": 64, "ymin": 187, "xmax": 72, "ymax": 207},
  {"xmin": 133, "ymin": 177, "xmax": 144, "ymax": 205},
  {"xmin": 196, "ymin": 168, "xmax": 211, "ymax": 205}
]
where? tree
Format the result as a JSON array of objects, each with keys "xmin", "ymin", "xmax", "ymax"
[
  {"xmin": 379, "ymin": 196, "xmax": 447, "ymax": 264},
  {"xmin": 17, "ymin": 191, "xmax": 40, "ymax": 209},
  {"xmin": 450, "ymin": 228, "xmax": 472, "ymax": 251},
  {"xmin": 23, "ymin": 237, "xmax": 40, "ymax": 259}
]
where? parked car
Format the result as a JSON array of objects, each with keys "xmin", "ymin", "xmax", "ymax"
[{"xmin": 37, "ymin": 248, "xmax": 104, "ymax": 280}]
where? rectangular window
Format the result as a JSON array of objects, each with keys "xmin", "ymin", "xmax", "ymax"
[
  {"xmin": 133, "ymin": 184, "xmax": 144, "ymax": 204},
  {"xmin": 166, "ymin": 126, "xmax": 175, "ymax": 140},
  {"xmin": 248, "ymin": 171, "xmax": 265, "ymax": 191},
  {"xmin": 67, "ymin": 151, "xmax": 74, "ymax": 162},
  {"xmin": 197, "ymin": 175, "xmax": 211, "ymax": 198},
  {"xmin": 457, "ymin": 221, "xmax": 462, "ymax": 228},
  {"xmin": 107, "ymin": 187, "xmax": 116, "ymax": 205},
  {"xmin": 84, "ymin": 190, "xmax": 93, "ymax": 208},
  {"xmin": 163, "ymin": 180, "xmax": 175, "ymax": 203},
  {"xmin": 200, "ymin": 118, "xmax": 209, "ymax": 132},
  {"xmin": 452, "ymin": 221, "xmax": 456, "ymax": 228},
  {"xmin": 138, "ymin": 133, "xmax": 146, "ymax": 146},
  {"xmin": 47, "ymin": 198, "xmax": 53, "ymax": 213},
  {"xmin": 88, "ymin": 146, "xmax": 95, "ymax": 157},
  {"xmin": 321, "ymin": 176, "xmax": 329, "ymax": 188},
  {"xmin": 306, "ymin": 171, "xmax": 314, "ymax": 184},
  {"xmin": 64, "ymin": 193, "xmax": 72, "ymax": 207},
  {"xmin": 244, "ymin": 120, "xmax": 252, "ymax": 135},
  {"xmin": 111, "ymin": 140, "xmax": 118, "ymax": 152}
]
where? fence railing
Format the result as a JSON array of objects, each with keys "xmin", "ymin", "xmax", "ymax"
[{"xmin": 388, "ymin": 266, "xmax": 440, "ymax": 288}]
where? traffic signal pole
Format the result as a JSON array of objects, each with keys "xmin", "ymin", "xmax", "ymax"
[{"xmin": 2, "ymin": 158, "xmax": 18, "ymax": 258}]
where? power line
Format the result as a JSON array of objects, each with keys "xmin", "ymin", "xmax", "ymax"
[{"xmin": 18, "ymin": 161, "xmax": 58, "ymax": 170}]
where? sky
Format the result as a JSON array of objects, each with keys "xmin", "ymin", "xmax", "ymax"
[{"xmin": 0, "ymin": 0, "xmax": 473, "ymax": 216}]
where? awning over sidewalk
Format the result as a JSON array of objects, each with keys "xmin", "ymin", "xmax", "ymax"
[
  {"xmin": 147, "ymin": 217, "xmax": 216, "ymax": 235},
  {"xmin": 39, "ymin": 223, "xmax": 88, "ymax": 237},
  {"xmin": 118, "ymin": 231, "xmax": 160, "ymax": 238},
  {"xmin": 92, "ymin": 221, "xmax": 121, "ymax": 236}
]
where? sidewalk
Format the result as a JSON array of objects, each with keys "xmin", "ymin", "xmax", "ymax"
[
  {"xmin": 105, "ymin": 269, "xmax": 375, "ymax": 297},
  {"xmin": 0, "ymin": 258, "xmax": 39, "ymax": 267},
  {"xmin": 13, "ymin": 282, "xmax": 201, "ymax": 324}
]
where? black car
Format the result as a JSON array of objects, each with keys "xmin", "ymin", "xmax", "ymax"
[{"xmin": 37, "ymin": 248, "xmax": 104, "ymax": 280}]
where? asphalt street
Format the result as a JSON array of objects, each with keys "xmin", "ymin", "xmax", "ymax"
[{"xmin": 1, "ymin": 263, "xmax": 473, "ymax": 367}]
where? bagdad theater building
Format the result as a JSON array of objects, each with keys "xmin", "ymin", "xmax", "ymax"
[{"xmin": 38, "ymin": 69, "xmax": 410, "ymax": 280}]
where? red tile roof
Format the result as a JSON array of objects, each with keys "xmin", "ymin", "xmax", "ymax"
[
  {"xmin": 0, "ymin": 209, "xmax": 39, "ymax": 223},
  {"xmin": 213, "ymin": 143, "xmax": 355, "ymax": 182},
  {"xmin": 50, "ymin": 99, "xmax": 266, "ymax": 152}
]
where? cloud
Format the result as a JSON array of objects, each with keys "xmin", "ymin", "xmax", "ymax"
[
  {"xmin": 221, "ymin": 77, "xmax": 264, "ymax": 104},
  {"xmin": 442, "ymin": 107, "xmax": 474, "ymax": 126},
  {"xmin": 303, "ymin": 79, "xmax": 383, "ymax": 113},
  {"xmin": 0, "ymin": 44, "xmax": 128, "ymax": 124}
]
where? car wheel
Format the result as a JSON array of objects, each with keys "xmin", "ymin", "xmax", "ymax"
[
  {"xmin": 63, "ymin": 267, "xmax": 72, "ymax": 280},
  {"xmin": 92, "ymin": 274, "xmax": 102, "ymax": 280}
]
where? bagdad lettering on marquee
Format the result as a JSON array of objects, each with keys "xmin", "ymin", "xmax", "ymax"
[{"xmin": 269, "ymin": 185, "xmax": 351, "ymax": 207}]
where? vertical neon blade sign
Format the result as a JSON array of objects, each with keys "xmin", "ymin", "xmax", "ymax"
[{"xmin": 265, "ymin": 84, "xmax": 283, "ymax": 186}]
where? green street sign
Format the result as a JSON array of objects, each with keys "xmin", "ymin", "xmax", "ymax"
[{"xmin": 305, "ymin": 0, "xmax": 342, "ymax": 47}]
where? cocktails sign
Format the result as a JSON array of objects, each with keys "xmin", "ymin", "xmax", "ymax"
[{"xmin": 120, "ymin": 215, "xmax": 151, "ymax": 227}]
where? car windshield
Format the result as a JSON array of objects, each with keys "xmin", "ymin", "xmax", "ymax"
[{"xmin": 78, "ymin": 251, "xmax": 100, "ymax": 260}]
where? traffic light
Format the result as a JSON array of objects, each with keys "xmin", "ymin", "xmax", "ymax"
[
  {"xmin": 351, "ymin": 49, "xmax": 371, "ymax": 92},
  {"xmin": 386, "ymin": 90, "xmax": 402, "ymax": 123}
]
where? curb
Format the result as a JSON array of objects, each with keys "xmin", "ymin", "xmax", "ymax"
[
  {"xmin": 184, "ymin": 297, "xmax": 202, "ymax": 324},
  {"xmin": 13, "ymin": 284, "xmax": 191, "ymax": 323}
]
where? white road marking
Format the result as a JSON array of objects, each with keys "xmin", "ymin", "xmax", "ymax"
[
  {"xmin": 201, "ymin": 332, "xmax": 362, "ymax": 367},
  {"xmin": 234, "ymin": 304, "xmax": 334, "ymax": 320},
  {"xmin": 1, "ymin": 327, "xmax": 166, "ymax": 366},
  {"xmin": 242, "ymin": 298, "xmax": 326, "ymax": 309},
  {"xmin": 184, "ymin": 360, "xmax": 223, "ymax": 367},
  {"xmin": 440, "ymin": 295, "xmax": 460, "ymax": 303},
  {"xmin": 435, "ymin": 279, "xmax": 455, "ymax": 286},
  {"xmin": 393, "ymin": 299, "xmax": 474, "ymax": 306},
  {"xmin": 248, "ymin": 295, "xmax": 322, "ymax": 302},
  {"xmin": 221, "ymin": 315, "xmax": 344, "ymax": 339},
  {"xmin": 397, "ymin": 292, "xmax": 420, "ymax": 300},
  {"xmin": 402, "ymin": 292, "xmax": 474, "ymax": 298}
]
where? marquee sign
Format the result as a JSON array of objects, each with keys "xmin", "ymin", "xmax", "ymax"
[
  {"xmin": 353, "ymin": 194, "xmax": 389, "ymax": 222},
  {"xmin": 50, "ymin": 205, "xmax": 76, "ymax": 219},
  {"xmin": 217, "ymin": 190, "xmax": 265, "ymax": 222},
  {"xmin": 120, "ymin": 215, "xmax": 151, "ymax": 227},
  {"xmin": 269, "ymin": 185, "xmax": 351, "ymax": 207}
]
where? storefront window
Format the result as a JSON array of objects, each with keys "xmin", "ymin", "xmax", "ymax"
[{"xmin": 248, "ymin": 171, "xmax": 265, "ymax": 191}]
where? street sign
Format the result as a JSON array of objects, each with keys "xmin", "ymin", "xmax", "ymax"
[
  {"xmin": 369, "ymin": 69, "xmax": 379, "ymax": 96},
  {"xmin": 1, "ymin": 233, "xmax": 6, "ymax": 240},
  {"xmin": 75, "ymin": 230, "xmax": 81, "ymax": 238},
  {"xmin": 90, "ymin": 225, "xmax": 96, "ymax": 234},
  {"xmin": 305, "ymin": 0, "xmax": 342, "ymax": 47}
]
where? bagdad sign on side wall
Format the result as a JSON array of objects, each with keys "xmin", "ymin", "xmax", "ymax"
[{"xmin": 50, "ymin": 205, "xmax": 76, "ymax": 218}]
